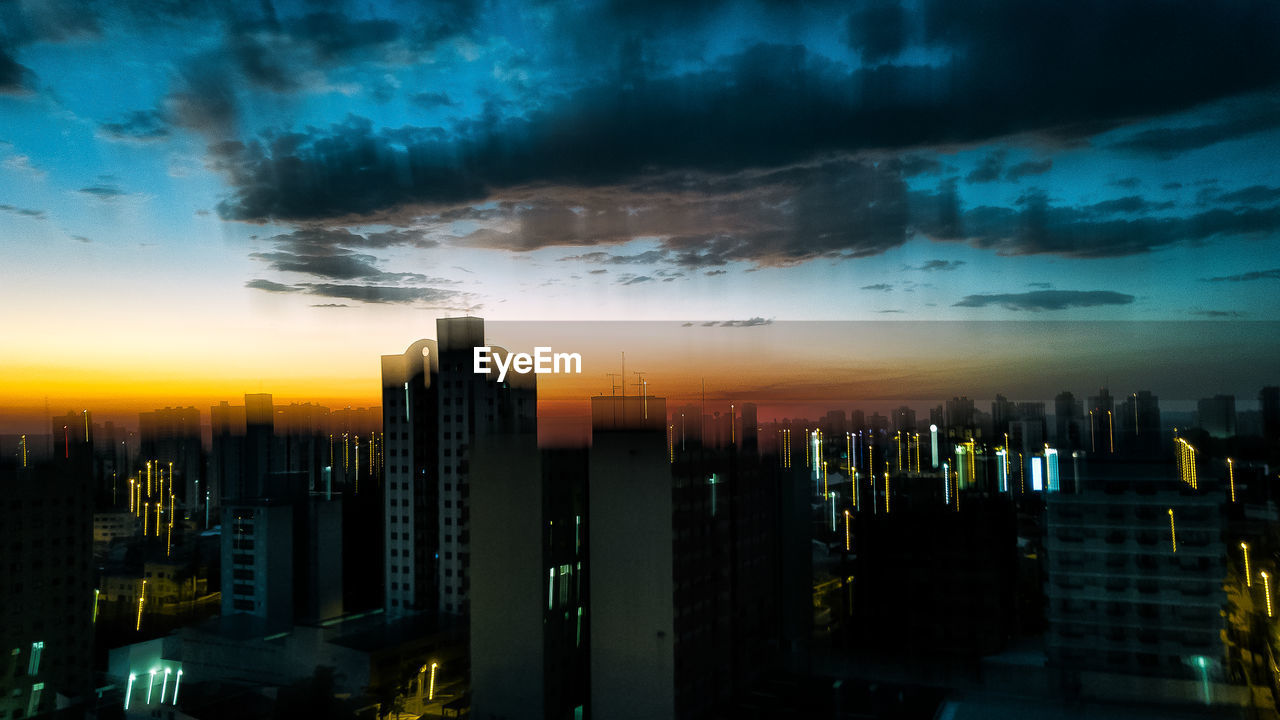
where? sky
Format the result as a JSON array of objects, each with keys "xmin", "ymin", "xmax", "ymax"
[{"xmin": 2, "ymin": 0, "xmax": 1279, "ymax": 423}]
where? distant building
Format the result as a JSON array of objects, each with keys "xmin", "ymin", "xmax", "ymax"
[
  {"xmin": 1087, "ymin": 388, "xmax": 1116, "ymax": 455},
  {"xmin": 1118, "ymin": 391, "xmax": 1162, "ymax": 457},
  {"xmin": 1197, "ymin": 395, "xmax": 1237, "ymax": 439},
  {"xmin": 139, "ymin": 406, "xmax": 203, "ymax": 512}
]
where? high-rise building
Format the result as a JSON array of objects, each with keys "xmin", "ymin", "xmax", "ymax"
[
  {"xmin": 381, "ymin": 317, "xmax": 536, "ymax": 621},
  {"xmin": 1118, "ymin": 391, "xmax": 1162, "ymax": 457},
  {"xmin": 1087, "ymin": 387, "xmax": 1116, "ymax": 455},
  {"xmin": 139, "ymin": 406, "xmax": 202, "ymax": 513},
  {"xmin": 893, "ymin": 405, "xmax": 917, "ymax": 433},
  {"xmin": 1054, "ymin": 391, "xmax": 1084, "ymax": 450},
  {"xmin": 1197, "ymin": 395, "xmax": 1237, "ymax": 439},
  {"xmin": 0, "ymin": 442, "xmax": 95, "ymax": 717},
  {"xmin": 992, "ymin": 395, "xmax": 1016, "ymax": 435},
  {"xmin": 945, "ymin": 396, "xmax": 976, "ymax": 437},
  {"xmin": 1045, "ymin": 466, "xmax": 1225, "ymax": 685},
  {"xmin": 471, "ymin": 394, "xmax": 798, "ymax": 720},
  {"xmin": 1261, "ymin": 386, "xmax": 1280, "ymax": 444}
]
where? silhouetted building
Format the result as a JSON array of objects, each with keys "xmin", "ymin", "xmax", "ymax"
[
  {"xmin": 139, "ymin": 406, "xmax": 202, "ymax": 512},
  {"xmin": 1118, "ymin": 391, "xmax": 1162, "ymax": 457},
  {"xmin": 1197, "ymin": 395, "xmax": 1237, "ymax": 439},
  {"xmin": 853, "ymin": 496, "xmax": 1018, "ymax": 657},
  {"xmin": 1087, "ymin": 388, "xmax": 1116, "ymax": 455},
  {"xmin": 0, "ymin": 449, "xmax": 94, "ymax": 716},
  {"xmin": 1055, "ymin": 391, "xmax": 1084, "ymax": 450},
  {"xmin": 1261, "ymin": 386, "xmax": 1280, "ymax": 444}
]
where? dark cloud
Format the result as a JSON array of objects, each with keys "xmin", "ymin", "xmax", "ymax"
[
  {"xmin": 248, "ymin": 228, "xmax": 447, "ymax": 284},
  {"xmin": 1109, "ymin": 93, "xmax": 1280, "ymax": 157},
  {"xmin": 704, "ymin": 269, "xmax": 727, "ymax": 276},
  {"xmin": 0, "ymin": 203, "xmax": 45, "ymax": 218},
  {"xmin": 588, "ymin": 268, "xmax": 608, "ymax": 274},
  {"xmin": 1202, "ymin": 268, "xmax": 1280, "ymax": 283},
  {"xmin": 846, "ymin": 0, "xmax": 906, "ymax": 63},
  {"xmin": 0, "ymin": 47, "xmax": 35, "ymax": 94},
  {"xmin": 908, "ymin": 259, "xmax": 964, "ymax": 272},
  {"xmin": 245, "ymin": 278, "xmax": 460, "ymax": 305},
  {"xmin": 1110, "ymin": 177, "xmax": 1142, "ymax": 189},
  {"xmin": 78, "ymin": 185, "xmax": 127, "ymax": 200},
  {"xmin": 1005, "ymin": 159, "xmax": 1052, "ymax": 181},
  {"xmin": 411, "ymin": 92, "xmax": 456, "ymax": 109},
  {"xmin": 718, "ymin": 317, "xmax": 773, "ymax": 327},
  {"xmin": 72, "ymin": 235, "xmax": 92, "ymax": 243},
  {"xmin": 620, "ymin": 274, "xmax": 652, "ymax": 285},
  {"xmin": 1027, "ymin": 282, "xmax": 1052, "ymax": 289},
  {"xmin": 166, "ymin": 57, "xmax": 238, "ymax": 138},
  {"xmin": 953, "ymin": 290, "xmax": 1135, "ymax": 311},
  {"xmin": 245, "ymin": 278, "xmax": 294, "ymax": 293},
  {"xmin": 311, "ymin": 303, "xmax": 352, "ymax": 308},
  {"xmin": 216, "ymin": 0, "xmax": 1280, "ymax": 225},
  {"xmin": 1191, "ymin": 310, "xmax": 1245, "ymax": 318},
  {"xmin": 965, "ymin": 150, "xmax": 1006, "ymax": 183},
  {"xmin": 561, "ymin": 250, "xmax": 668, "ymax": 264},
  {"xmin": 1212, "ymin": 185, "xmax": 1280, "ymax": 207},
  {"xmin": 98, "ymin": 110, "xmax": 171, "ymax": 142},
  {"xmin": 917, "ymin": 189, "xmax": 1280, "ymax": 258},
  {"xmin": 861, "ymin": 283, "xmax": 893, "ymax": 291}
]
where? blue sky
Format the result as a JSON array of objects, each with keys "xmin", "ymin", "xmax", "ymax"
[{"xmin": 2, "ymin": 0, "xmax": 1279, "ymax": 412}]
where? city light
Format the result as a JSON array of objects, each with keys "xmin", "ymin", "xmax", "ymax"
[
  {"xmin": 1263, "ymin": 571, "xmax": 1274, "ymax": 617},
  {"xmin": 1228, "ymin": 458, "xmax": 1236, "ymax": 503},
  {"xmin": 124, "ymin": 674, "xmax": 136, "ymax": 710},
  {"xmin": 429, "ymin": 662, "xmax": 438, "ymax": 701},
  {"xmin": 161, "ymin": 667, "xmax": 170, "ymax": 703},
  {"xmin": 147, "ymin": 668, "xmax": 156, "ymax": 704},
  {"xmin": 136, "ymin": 579, "xmax": 147, "ymax": 631},
  {"xmin": 844, "ymin": 509, "xmax": 851, "ymax": 551},
  {"xmin": 1242, "ymin": 542, "xmax": 1252, "ymax": 587},
  {"xmin": 1167, "ymin": 509, "xmax": 1176, "ymax": 553},
  {"xmin": 173, "ymin": 670, "xmax": 183, "ymax": 704}
]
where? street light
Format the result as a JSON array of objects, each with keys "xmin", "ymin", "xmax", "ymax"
[
  {"xmin": 428, "ymin": 662, "xmax": 438, "ymax": 701},
  {"xmin": 1168, "ymin": 509, "xmax": 1177, "ymax": 553}
]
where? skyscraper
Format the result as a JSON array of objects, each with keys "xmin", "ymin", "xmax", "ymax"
[
  {"xmin": 1197, "ymin": 395, "xmax": 1237, "ymax": 439},
  {"xmin": 381, "ymin": 317, "xmax": 536, "ymax": 621},
  {"xmin": 1261, "ymin": 386, "xmax": 1280, "ymax": 444},
  {"xmin": 1087, "ymin": 387, "xmax": 1115, "ymax": 455}
]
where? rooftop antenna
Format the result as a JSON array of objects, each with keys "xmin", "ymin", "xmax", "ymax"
[{"xmin": 633, "ymin": 372, "xmax": 647, "ymax": 420}]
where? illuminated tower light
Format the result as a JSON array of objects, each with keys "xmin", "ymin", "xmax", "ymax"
[
  {"xmin": 173, "ymin": 670, "xmax": 182, "ymax": 705},
  {"xmin": 1168, "ymin": 509, "xmax": 1177, "ymax": 553},
  {"xmin": 161, "ymin": 668, "xmax": 170, "ymax": 703},
  {"xmin": 844, "ymin": 509, "xmax": 851, "ymax": 551},
  {"xmin": 147, "ymin": 669, "xmax": 156, "ymax": 704},
  {"xmin": 125, "ymin": 674, "xmax": 136, "ymax": 711}
]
